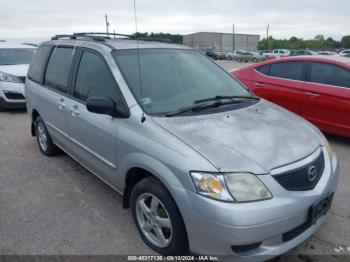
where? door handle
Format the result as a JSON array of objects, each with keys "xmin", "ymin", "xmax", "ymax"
[
  {"xmin": 58, "ymin": 98, "xmax": 66, "ymax": 110},
  {"xmin": 305, "ymin": 92, "xmax": 320, "ymax": 97},
  {"xmin": 70, "ymin": 105, "xmax": 80, "ymax": 117},
  {"xmin": 254, "ymin": 82, "xmax": 266, "ymax": 87}
]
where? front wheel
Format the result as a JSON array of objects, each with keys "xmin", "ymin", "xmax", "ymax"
[{"xmin": 131, "ymin": 177, "xmax": 188, "ymax": 255}]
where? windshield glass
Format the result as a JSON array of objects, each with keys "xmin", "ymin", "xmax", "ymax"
[
  {"xmin": 0, "ymin": 48, "xmax": 36, "ymax": 65},
  {"xmin": 113, "ymin": 49, "xmax": 252, "ymax": 115}
]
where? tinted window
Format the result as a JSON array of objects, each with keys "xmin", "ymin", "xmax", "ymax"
[
  {"xmin": 310, "ymin": 62, "xmax": 350, "ymax": 88},
  {"xmin": 269, "ymin": 61, "xmax": 305, "ymax": 81},
  {"xmin": 0, "ymin": 48, "xmax": 36, "ymax": 66},
  {"xmin": 28, "ymin": 46, "xmax": 51, "ymax": 82},
  {"xmin": 113, "ymin": 49, "xmax": 251, "ymax": 115},
  {"xmin": 74, "ymin": 51, "xmax": 120, "ymax": 102},
  {"xmin": 44, "ymin": 47, "xmax": 75, "ymax": 93},
  {"xmin": 256, "ymin": 65, "xmax": 270, "ymax": 75}
]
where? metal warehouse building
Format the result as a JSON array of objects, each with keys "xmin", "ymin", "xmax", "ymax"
[{"xmin": 183, "ymin": 32, "xmax": 260, "ymax": 52}]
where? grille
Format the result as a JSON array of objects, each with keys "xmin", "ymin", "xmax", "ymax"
[
  {"xmin": 4, "ymin": 92, "xmax": 25, "ymax": 100},
  {"xmin": 19, "ymin": 76, "xmax": 26, "ymax": 83},
  {"xmin": 273, "ymin": 152, "xmax": 325, "ymax": 191},
  {"xmin": 282, "ymin": 221, "xmax": 310, "ymax": 242}
]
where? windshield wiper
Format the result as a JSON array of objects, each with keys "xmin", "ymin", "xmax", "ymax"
[
  {"xmin": 194, "ymin": 95, "xmax": 259, "ymax": 104},
  {"xmin": 165, "ymin": 95, "xmax": 259, "ymax": 117},
  {"xmin": 165, "ymin": 102, "xmax": 213, "ymax": 117}
]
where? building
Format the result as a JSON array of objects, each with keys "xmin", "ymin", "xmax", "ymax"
[{"xmin": 183, "ymin": 32, "xmax": 260, "ymax": 52}]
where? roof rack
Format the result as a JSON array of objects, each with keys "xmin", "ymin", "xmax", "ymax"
[
  {"xmin": 51, "ymin": 32, "xmax": 135, "ymax": 42},
  {"xmin": 50, "ymin": 32, "xmax": 173, "ymax": 44}
]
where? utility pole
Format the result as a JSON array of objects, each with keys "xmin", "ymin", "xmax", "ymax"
[
  {"xmin": 232, "ymin": 24, "xmax": 235, "ymax": 51},
  {"xmin": 105, "ymin": 14, "xmax": 110, "ymax": 35},
  {"xmin": 266, "ymin": 24, "xmax": 270, "ymax": 50}
]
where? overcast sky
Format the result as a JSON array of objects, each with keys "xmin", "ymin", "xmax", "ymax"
[{"xmin": 1, "ymin": 0, "xmax": 349, "ymax": 42}]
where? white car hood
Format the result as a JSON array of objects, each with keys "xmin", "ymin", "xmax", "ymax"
[{"xmin": 0, "ymin": 64, "xmax": 30, "ymax": 77}]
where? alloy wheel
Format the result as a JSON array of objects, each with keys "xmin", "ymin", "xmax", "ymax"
[{"xmin": 135, "ymin": 193, "xmax": 173, "ymax": 248}]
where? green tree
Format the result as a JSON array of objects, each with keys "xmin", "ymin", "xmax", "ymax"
[{"xmin": 341, "ymin": 36, "xmax": 350, "ymax": 48}]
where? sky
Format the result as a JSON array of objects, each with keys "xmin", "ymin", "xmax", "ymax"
[{"xmin": 1, "ymin": 0, "xmax": 349, "ymax": 42}]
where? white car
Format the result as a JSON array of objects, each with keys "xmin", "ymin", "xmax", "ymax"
[
  {"xmin": 264, "ymin": 49, "xmax": 290, "ymax": 59},
  {"xmin": 0, "ymin": 42, "xmax": 36, "ymax": 111},
  {"xmin": 340, "ymin": 49, "xmax": 350, "ymax": 56}
]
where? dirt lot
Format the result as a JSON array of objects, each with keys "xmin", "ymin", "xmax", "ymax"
[{"xmin": 0, "ymin": 61, "xmax": 349, "ymax": 260}]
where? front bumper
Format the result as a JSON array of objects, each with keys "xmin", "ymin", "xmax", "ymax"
[
  {"xmin": 172, "ymin": 148, "xmax": 340, "ymax": 259},
  {"xmin": 0, "ymin": 81, "xmax": 26, "ymax": 109}
]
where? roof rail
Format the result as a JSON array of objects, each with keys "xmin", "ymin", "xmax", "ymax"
[
  {"xmin": 74, "ymin": 32, "xmax": 135, "ymax": 39},
  {"xmin": 51, "ymin": 32, "xmax": 135, "ymax": 42}
]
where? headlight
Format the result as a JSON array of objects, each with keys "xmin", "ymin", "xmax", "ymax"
[
  {"xmin": 321, "ymin": 133, "xmax": 333, "ymax": 160},
  {"xmin": 190, "ymin": 172, "xmax": 272, "ymax": 202},
  {"xmin": 225, "ymin": 173, "xmax": 272, "ymax": 202},
  {"xmin": 0, "ymin": 71, "xmax": 22, "ymax": 83},
  {"xmin": 190, "ymin": 172, "xmax": 233, "ymax": 201}
]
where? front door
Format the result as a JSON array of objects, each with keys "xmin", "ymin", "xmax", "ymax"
[
  {"xmin": 251, "ymin": 61, "xmax": 307, "ymax": 115},
  {"xmin": 301, "ymin": 62, "xmax": 350, "ymax": 136},
  {"xmin": 65, "ymin": 49, "xmax": 125, "ymax": 187}
]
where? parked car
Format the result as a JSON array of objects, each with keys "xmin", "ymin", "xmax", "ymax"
[
  {"xmin": 0, "ymin": 42, "xmax": 36, "ymax": 110},
  {"xmin": 289, "ymin": 50, "xmax": 316, "ymax": 56},
  {"xmin": 226, "ymin": 50, "xmax": 245, "ymax": 60},
  {"xmin": 205, "ymin": 50, "xmax": 225, "ymax": 60},
  {"xmin": 232, "ymin": 56, "xmax": 350, "ymax": 137},
  {"xmin": 236, "ymin": 52, "xmax": 266, "ymax": 63},
  {"xmin": 340, "ymin": 49, "xmax": 350, "ymax": 56},
  {"xmin": 264, "ymin": 49, "xmax": 290, "ymax": 60},
  {"xmin": 318, "ymin": 51, "xmax": 339, "ymax": 56},
  {"xmin": 26, "ymin": 33, "xmax": 339, "ymax": 259}
]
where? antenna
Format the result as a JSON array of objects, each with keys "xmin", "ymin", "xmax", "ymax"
[
  {"xmin": 105, "ymin": 14, "xmax": 110, "ymax": 36},
  {"xmin": 133, "ymin": 0, "xmax": 146, "ymax": 123}
]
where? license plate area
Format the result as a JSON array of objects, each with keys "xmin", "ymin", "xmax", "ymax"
[{"xmin": 309, "ymin": 193, "xmax": 334, "ymax": 225}]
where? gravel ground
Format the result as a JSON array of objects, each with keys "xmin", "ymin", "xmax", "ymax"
[{"xmin": 0, "ymin": 61, "xmax": 349, "ymax": 260}]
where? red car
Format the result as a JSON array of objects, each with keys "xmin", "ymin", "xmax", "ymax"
[{"xmin": 231, "ymin": 56, "xmax": 350, "ymax": 137}]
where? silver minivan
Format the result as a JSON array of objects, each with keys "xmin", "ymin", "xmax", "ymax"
[{"xmin": 25, "ymin": 33, "xmax": 340, "ymax": 259}]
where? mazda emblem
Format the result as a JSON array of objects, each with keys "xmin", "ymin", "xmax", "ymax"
[{"xmin": 307, "ymin": 165, "xmax": 317, "ymax": 182}]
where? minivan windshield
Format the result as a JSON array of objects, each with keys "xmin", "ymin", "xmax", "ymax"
[
  {"xmin": 113, "ymin": 49, "xmax": 254, "ymax": 115},
  {"xmin": 0, "ymin": 48, "xmax": 36, "ymax": 65}
]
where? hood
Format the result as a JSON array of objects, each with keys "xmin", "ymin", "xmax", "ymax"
[
  {"xmin": 0, "ymin": 64, "xmax": 30, "ymax": 77},
  {"xmin": 152, "ymin": 100, "xmax": 322, "ymax": 174}
]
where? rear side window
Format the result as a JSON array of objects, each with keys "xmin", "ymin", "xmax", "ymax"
[
  {"xmin": 44, "ymin": 47, "xmax": 75, "ymax": 93},
  {"xmin": 74, "ymin": 51, "xmax": 120, "ymax": 102},
  {"xmin": 256, "ymin": 65, "xmax": 270, "ymax": 75},
  {"xmin": 310, "ymin": 62, "xmax": 350, "ymax": 88},
  {"xmin": 269, "ymin": 62, "xmax": 305, "ymax": 81},
  {"xmin": 28, "ymin": 46, "xmax": 51, "ymax": 83}
]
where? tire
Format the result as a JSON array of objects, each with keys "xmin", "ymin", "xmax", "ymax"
[
  {"xmin": 0, "ymin": 99, "xmax": 4, "ymax": 112},
  {"xmin": 131, "ymin": 177, "xmax": 188, "ymax": 255},
  {"xmin": 34, "ymin": 116, "xmax": 60, "ymax": 156},
  {"xmin": 227, "ymin": 56, "xmax": 232, "ymax": 60}
]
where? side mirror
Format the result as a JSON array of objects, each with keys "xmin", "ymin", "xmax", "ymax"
[{"xmin": 86, "ymin": 97, "xmax": 130, "ymax": 118}]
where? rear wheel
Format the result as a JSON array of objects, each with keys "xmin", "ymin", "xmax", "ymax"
[
  {"xmin": 34, "ymin": 116, "xmax": 60, "ymax": 156},
  {"xmin": 131, "ymin": 177, "xmax": 188, "ymax": 255}
]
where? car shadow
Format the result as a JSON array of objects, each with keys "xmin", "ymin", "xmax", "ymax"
[{"xmin": 0, "ymin": 108, "xmax": 27, "ymax": 115}]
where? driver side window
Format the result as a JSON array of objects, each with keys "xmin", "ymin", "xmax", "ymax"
[{"xmin": 74, "ymin": 50, "xmax": 120, "ymax": 102}]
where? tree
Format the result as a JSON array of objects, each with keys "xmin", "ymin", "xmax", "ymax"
[{"xmin": 341, "ymin": 36, "xmax": 350, "ymax": 48}]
